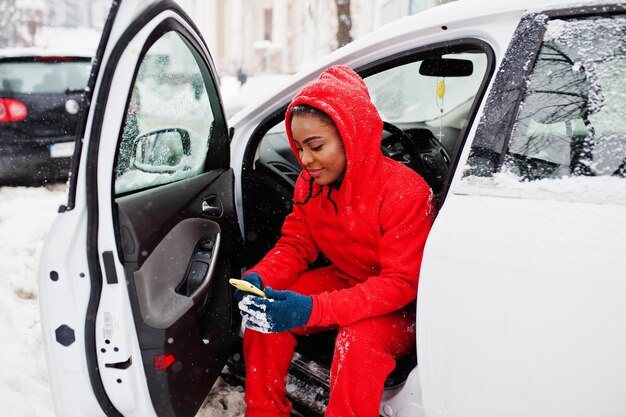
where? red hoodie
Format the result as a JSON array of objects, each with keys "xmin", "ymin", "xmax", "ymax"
[{"xmin": 248, "ymin": 65, "xmax": 434, "ymax": 328}]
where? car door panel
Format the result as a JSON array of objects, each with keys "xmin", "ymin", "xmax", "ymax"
[
  {"xmin": 419, "ymin": 9, "xmax": 626, "ymax": 416},
  {"xmin": 133, "ymin": 218, "xmax": 220, "ymax": 329},
  {"xmin": 116, "ymin": 170, "xmax": 239, "ymax": 334},
  {"xmin": 114, "ymin": 169, "xmax": 241, "ymax": 415},
  {"xmin": 115, "ymin": 170, "xmax": 225, "ymax": 264}
]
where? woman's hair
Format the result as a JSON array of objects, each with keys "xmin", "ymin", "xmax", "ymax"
[{"xmin": 290, "ymin": 104, "xmax": 334, "ymax": 126}]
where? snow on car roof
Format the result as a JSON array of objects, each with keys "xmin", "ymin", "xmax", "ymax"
[
  {"xmin": 424, "ymin": 0, "xmax": 622, "ymax": 19},
  {"xmin": 363, "ymin": 0, "xmax": 622, "ymax": 46}
]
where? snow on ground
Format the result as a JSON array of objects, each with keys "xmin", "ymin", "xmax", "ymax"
[
  {"xmin": 197, "ymin": 378, "xmax": 246, "ymax": 417},
  {"xmin": 0, "ymin": 185, "xmax": 64, "ymax": 416},
  {"xmin": 0, "ymin": 184, "xmax": 248, "ymax": 416}
]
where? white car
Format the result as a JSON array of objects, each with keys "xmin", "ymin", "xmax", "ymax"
[{"xmin": 38, "ymin": 0, "xmax": 626, "ymax": 416}]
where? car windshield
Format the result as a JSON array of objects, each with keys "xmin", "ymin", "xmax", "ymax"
[
  {"xmin": 0, "ymin": 59, "xmax": 91, "ymax": 94},
  {"xmin": 365, "ymin": 52, "xmax": 488, "ymax": 124}
]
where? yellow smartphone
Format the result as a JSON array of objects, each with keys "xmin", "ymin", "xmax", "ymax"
[{"xmin": 229, "ymin": 278, "xmax": 267, "ymax": 298}]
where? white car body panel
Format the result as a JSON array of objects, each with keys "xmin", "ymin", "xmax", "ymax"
[
  {"xmin": 39, "ymin": 209, "xmax": 104, "ymax": 415},
  {"xmin": 230, "ymin": 6, "xmax": 521, "ymax": 236},
  {"xmin": 419, "ymin": 193, "xmax": 626, "ymax": 417},
  {"xmin": 411, "ymin": 5, "xmax": 626, "ymax": 414}
]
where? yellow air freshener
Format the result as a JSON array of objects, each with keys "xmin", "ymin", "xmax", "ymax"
[{"xmin": 437, "ymin": 79, "xmax": 446, "ymax": 100}]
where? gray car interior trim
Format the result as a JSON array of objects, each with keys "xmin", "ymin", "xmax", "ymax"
[{"xmin": 134, "ymin": 218, "xmax": 221, "ymax": 329}]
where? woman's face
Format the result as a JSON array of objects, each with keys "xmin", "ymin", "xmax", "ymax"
[{"xmin": 291, "ymin": 113, "xmax": 346, "ymax": 186}]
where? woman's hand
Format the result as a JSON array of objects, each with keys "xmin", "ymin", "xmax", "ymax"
[
  {"xmin": 233, "ymin": 272, "xmax": 264, "ymax": 302},
  {"xmin": 238, "ymin": 287, "xmax": 312, "ymax": 333}
]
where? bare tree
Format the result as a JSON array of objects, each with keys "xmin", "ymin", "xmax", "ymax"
[
  {"xmin": 335, "ymin": 0, "xmax": 352, "ymax": 48},
  {"xmin": 0, "ymin": 0, "xmax": 18, "ymax": 48}
]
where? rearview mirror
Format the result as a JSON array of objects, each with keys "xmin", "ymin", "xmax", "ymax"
[
  {"xmin": 133, "ymin": 128, "xmax": 191, "ymax": 173},
  {"xmin": 419, "ymin": 58, "xmax": 473, "ymax": 77}
]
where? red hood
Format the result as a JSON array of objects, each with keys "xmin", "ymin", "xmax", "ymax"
[{"xmin": 285, "ymin": 65, "xmax": 383, "ymax": 209}]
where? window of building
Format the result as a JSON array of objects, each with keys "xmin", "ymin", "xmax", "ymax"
[{"xmin": 264, "ymin": 8, "xmax": 273, "ymax": 41}]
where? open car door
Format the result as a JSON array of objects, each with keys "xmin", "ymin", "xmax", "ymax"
[{"xmin": 39, "ymin": 1, "xmax": 241, "ymax": 416}]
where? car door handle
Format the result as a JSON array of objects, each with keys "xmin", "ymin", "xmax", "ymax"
[{"xmin": 202, "ymin": 195, "xmax": 223, "ymax": 216}]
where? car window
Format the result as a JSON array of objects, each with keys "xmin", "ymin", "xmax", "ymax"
[
  {"xmin": 504, "ymin": 15, "xmax": 626, "ymax": 182},
  {"xmin": 114, "ymin": 31, "xmax": 215, "ymax": 194},
  {"xmin": 0, "ymin": 59, "xmax": 90, "ymax": 94}
]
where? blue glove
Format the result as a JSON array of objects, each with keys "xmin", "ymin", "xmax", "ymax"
[
  {"xmin": 234, "ymin": 272, "xmax": 263, "ymax": 302},
  {"xmin": 238, "ymin": 287, "xmax": 312, "ymax": 333}
]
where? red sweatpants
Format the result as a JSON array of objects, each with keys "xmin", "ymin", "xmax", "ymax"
[{"xmin": 243, "ymin": 266, "xmax": 416, "ymax": 417}]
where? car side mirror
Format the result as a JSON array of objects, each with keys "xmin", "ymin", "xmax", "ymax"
[
  {"xmin": 133, "ymin": 128, "xmax": 192, "ymax": 173},
  {"xmin": 419, "ymin": 58, "xmax": 473, "ymax": 77}
]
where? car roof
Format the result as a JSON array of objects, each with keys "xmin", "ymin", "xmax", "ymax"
[
  {"xmin": 362, "ymin": 0, "xmax": 621, "ymax": 46},
  {"xmin": 414, "ymin": 0, "xmax": 621, "ymax": 21},
  {"xmin": 0, "ymin": 47, "xmax": 94, "ymax": 60}
]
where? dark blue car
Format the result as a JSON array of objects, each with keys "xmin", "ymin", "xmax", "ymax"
[{"xmin": 0, "ymin": 48, "xmax": 92, "ymax": 185}]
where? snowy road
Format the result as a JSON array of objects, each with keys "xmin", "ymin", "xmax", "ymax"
[{"xmin": 0, "ymin": 185, "xmax": 246, "ymax": 416}]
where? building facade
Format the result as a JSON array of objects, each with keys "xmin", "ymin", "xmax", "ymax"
[
  {"xmin": 178, "ymin": 0, "xmax": 456, "ymax": 76},
  {"xmin": 3, "ymin": 0, "xmax": 455, "ymax": 73}
]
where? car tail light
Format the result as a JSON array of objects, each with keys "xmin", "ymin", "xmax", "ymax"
[
  {"xmin": 154, "ymin": 352, "xmax": 176, "ymax": 371},
  {"xmin": 0, "ymin": 98, "xmax": 28, "ymax": 122}
]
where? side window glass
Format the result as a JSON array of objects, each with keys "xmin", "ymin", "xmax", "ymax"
[
  {"xmin": 504, "ymin": 15, "xmax": 626, "ymax": 181},
  {"xmin": 114, "ymin": 31, "xmax": 215, "ymax": 195}
]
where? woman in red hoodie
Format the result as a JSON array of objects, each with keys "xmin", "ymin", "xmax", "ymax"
[{"xmin": 237, "ymin": 65, "xmax": 434, "ymax": 417}]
